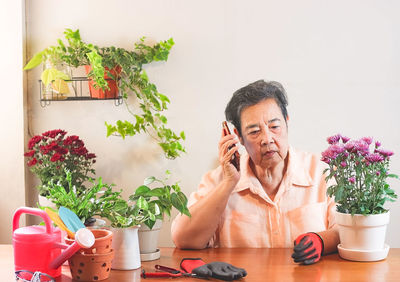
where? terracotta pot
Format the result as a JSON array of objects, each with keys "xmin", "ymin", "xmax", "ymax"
[
  {"xmin": 84, "ymin": 65, "xmax": 121, "ymax": 99},
  {"xmin": 65, "ymin": 229, "xmax": 113, "ymax": 255},
  {"xmin": 68, "ymin": 249, "xmax": 114, "ymax": 281}
]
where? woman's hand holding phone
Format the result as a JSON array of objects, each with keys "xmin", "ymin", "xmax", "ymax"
[{"xmin": 219, "ymin": 121, "xmax": 241, "ymax": 185}]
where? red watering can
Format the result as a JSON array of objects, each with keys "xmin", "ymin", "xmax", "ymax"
[{"xmin": 12, "ymin": 207, "xmax": 94, "ymax": 278}]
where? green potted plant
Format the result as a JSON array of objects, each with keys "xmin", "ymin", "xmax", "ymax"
[
  {"xmin": 130, "ymin": 171, "xmax": 190, "ymax": 261},
  {"xmin": 322, "ymin": 134, "xmax": 398, "ymax": 261},
  {"xmin": 24, "ymin": 129, "xmax": 96, "ymax": 202}
]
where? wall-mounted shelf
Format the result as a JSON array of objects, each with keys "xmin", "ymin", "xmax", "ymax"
[{"xmin": 39, "ymin": 77, "xmax": 123, "ymax": 107}]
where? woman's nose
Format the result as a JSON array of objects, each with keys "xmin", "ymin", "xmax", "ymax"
[{"xmin": 261, "ymin": 127, "xmax": 273, "ymax": 145}]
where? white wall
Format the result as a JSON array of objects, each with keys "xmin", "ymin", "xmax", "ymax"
[
  {"xmin": 24, "ymin": 0, "xmax": 400, "ymax": 247},
  {"xmin": 0, "ymin": 0, "xmax": 26, "ymax": 243}
]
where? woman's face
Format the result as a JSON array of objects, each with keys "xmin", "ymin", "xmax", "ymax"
[{"xmin": 238, "ymin": 98, "xmax": 289, "ymax": 170}]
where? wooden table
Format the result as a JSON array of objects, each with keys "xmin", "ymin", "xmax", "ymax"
[{"xmin": 2, "ymin": 245, "xmax": 399, "ymax": 281}]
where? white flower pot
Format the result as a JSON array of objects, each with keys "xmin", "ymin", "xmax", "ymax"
[
  {"xmin": 110, "ymin": 226, "xmax": 141, "ymax": 270},
  {"xmin": 37, "ymin": 195, "xmax": 57, "ymax": 209},
  {"xmin": 138, "ymin": 220, "xmax": 162, "ymax": 261},
  {"xmin": 335, "ymin": 211, "xmax": 390, "ymax": 261}
]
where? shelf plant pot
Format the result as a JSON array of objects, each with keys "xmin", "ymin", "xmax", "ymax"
[
  {"xmin": 84, "ymin": 65, "xmax": 121, "ymax": 99},
  {"xmin": 110, "ymin": 226, "xmax": 141, "ymax": 270},
  {"xmin": 138, "ymin": 219, "xmax": 162, "ymax": 261},
  {"xmin": 335, "ymin": 211, "xmax": 390, "ymax": 261}
]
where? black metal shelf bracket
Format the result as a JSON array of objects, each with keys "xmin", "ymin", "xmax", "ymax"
[{"xmin": 39, "ymin": 77, "xmax": 123, "ymax": 107}]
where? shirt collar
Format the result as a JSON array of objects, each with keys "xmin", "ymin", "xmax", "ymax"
[{"xmin": 232, "ymin": 146, "xmax": 314, "ymax": 194}]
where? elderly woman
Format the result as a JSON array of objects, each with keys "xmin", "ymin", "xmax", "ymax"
[{"xmin": 171, "ymin": 80, "xmax": 339, "ymax": 265}]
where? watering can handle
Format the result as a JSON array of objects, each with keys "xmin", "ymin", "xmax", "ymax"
[{"xmin": 12, "ymin": 207, "xmax": 53, "ymax": 234}]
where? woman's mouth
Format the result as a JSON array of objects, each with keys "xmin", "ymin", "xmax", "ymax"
[{"xmin": 263, "ymin": 151, "xmax": 276, "ymax": 158}]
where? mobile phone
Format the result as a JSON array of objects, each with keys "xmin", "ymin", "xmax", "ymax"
[{"xmin": 222, "ymin": 121, "xmax": 240, "ymax": 171}]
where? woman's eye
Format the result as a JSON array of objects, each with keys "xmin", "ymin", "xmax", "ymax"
[{"xmin": 249, "ymin": 130, "xmax": 260, "ymax": 135}]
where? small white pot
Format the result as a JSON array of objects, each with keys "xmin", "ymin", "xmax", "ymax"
[
  {"xmin": 335, "ymin": 211, "xmax": 390, "ymax": 251},
  {"xmin": 37, "ymin": 195, "xmax": 57, "ymax": 209},
  {"xmin": 138, "ymin": 219, "xmax": 162, "ymax": 254},
  {"xmin": 111, "ymin": 226, "xmax": 141, "ymax": 270}
]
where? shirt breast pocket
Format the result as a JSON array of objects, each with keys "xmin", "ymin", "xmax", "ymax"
[{"xmin": 287, "ymin": 202, "xmax": 327, "ymax": 241}]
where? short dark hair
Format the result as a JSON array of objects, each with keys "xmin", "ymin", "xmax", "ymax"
[{"xmin": 225, "ymin": 80, "xmax": 289, "ymax": 136}]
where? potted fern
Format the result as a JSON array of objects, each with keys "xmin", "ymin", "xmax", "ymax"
[{"xmin": 322, "ymin": 134, "xmax": 398, "ymax": 261}]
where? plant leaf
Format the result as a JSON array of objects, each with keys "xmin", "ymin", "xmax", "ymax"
[
  {"xmin": 144, "ymin": 176, "xmax": 156, "ymax": 185},
  {"xmin": 24, "ymin": 51, "xmax": 45, "ymax": 70}
]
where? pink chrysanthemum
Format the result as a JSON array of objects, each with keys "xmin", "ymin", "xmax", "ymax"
[
  {"xmin": 327, "ymin": 134, "xmax": 342, "ymax": 145},
  {"xmin": 361, "ymin": 137, "xmax": 373, "ymax": 145},
  {"xmin": 341, "ymin": 136, "xmax": 350, "ymax": 143},
  {"xmin": 365, "ymin": 153, "xmax": 384, "ymax": 163}
]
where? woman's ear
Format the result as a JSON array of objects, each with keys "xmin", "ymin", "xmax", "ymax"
[{"xmin": 234, "ymin": 128, "xmax": 244, "ymax": 145}]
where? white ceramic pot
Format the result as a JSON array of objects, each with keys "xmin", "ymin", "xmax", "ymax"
[
  {"xmin": 335, "ymin": 211, "xmax": 390, "ymax": 250},
  {"xmin": 138, "ymin": 219, "xmax": 162, "ymax": 254},
  {"xmin": 111, "ymin": 226, "xmax": 141, "ymax": 270},
  {"xmin": 335, "ymin": 211, "xmax": 390, "ymax": 261},
  {"xmin": 37, "ymin": 195, "xmax": 57, "ymax": 209}
]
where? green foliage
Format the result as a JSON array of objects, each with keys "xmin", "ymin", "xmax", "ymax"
[
  {"xmin": 24, "ymin": 29, "xmax": 185, "ymax": 159},
  {"xmin": 129, "ymin": 170, "xmax": 190, "ymax": 229},
  {"xmin": 43, "ymin": 170, "xmax": 121, "ymax": 224},
  {"xmin": 42, "ymin": 169, "xmax": 190, "ymax": 229}
]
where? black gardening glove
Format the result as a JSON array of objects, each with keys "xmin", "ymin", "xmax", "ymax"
[
  {"xmin": 292, "ymin": 232, "xmax": 324, "ymax": 265},
  {"xmin": 181, "ymin": 258, "xmax": 247, "ymax": 281}
]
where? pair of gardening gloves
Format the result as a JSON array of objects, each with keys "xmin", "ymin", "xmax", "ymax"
[{"xmin": 292, "ymin": 232, "xmax": 324, "ymax": 265}]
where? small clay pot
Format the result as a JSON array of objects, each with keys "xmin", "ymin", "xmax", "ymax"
[
  {"xmin": 68, "ymin": 249, "xmax": 114, "ymax": 281},
  {"xmin": 66, "ymin": 229, "xmax": 113, "ymax": 255}
]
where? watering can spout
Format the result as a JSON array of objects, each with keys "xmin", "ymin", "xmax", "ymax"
[{"xmin": 50, "ymin": 228, "xmax": 95, "ymax": 269}]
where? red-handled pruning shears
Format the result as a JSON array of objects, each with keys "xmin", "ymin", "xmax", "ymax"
[{"xmin": 141, "ymin": 264, "xmax": 207, "ymax": 279}]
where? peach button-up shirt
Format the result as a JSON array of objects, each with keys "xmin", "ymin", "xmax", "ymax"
[{"xmin": 172, "ymin": 146, "xmax": 336, "ymax": 248}]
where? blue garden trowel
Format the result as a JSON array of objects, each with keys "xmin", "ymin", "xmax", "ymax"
[{"xmin": 58, "ymin": 206, "xmax": 86, "ymax": 233}]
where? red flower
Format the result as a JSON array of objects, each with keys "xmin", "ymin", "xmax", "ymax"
[
  {"xmin": 86, "ymin": 153, "xmax": 96, "ymax": 159},
  {"xmin": 43, "ymin": 129, "xmax": 67, "ymax": 139},
  {"xmin": 63, "ymin": 135, "xmax": 80, "ymax": 146},
  {"xmin": 56, "ymin": 147, "xmax": 68, "ymax": 155},
  {"xmin": 27, "ymin": 158, "xmax": 38, "ymax": 167},
  {"xmin": 24, "ymin": 150, "xmax": 35, "ymax": 157},
  {"xmin": 50, "ymin": 153, "xmax": 62, "ymax": 162},
  {"xmin": 73, "ymin": 147, "xmax": 88, "ymax": 156},
  {"xmin": 28, "ymin": 136, "xmax": 42, "ymax": 149},
  {"xmin": 39, "ymin": 145, "xmax": 50, "ymax": 155}
]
